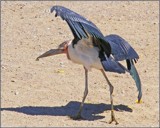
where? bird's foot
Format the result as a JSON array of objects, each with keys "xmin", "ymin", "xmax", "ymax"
[
  {"xmin": 108, "ymin": 115, "xmax": 119, "ymax": 125},
  {"xmin": 70, "ymin": 113, "xmax": 84, "ymax": 120}
]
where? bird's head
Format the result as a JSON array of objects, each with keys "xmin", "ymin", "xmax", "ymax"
[{"xmin": 36, "ymin": 40, "xmax": 71, "ymax": 61}]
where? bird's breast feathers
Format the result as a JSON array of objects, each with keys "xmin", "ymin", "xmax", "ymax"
[{"xmin": 67, "ymin": 39, "xmax": 103, "ymax": 70}]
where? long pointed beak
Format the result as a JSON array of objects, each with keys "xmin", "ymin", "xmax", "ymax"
[{"xmin": 36, "ymin": 49, "xmax": 64, "ymax": 61}]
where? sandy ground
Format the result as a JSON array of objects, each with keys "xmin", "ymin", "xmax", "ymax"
[{"xmin": 1, "ymin": 1, "xmax": 159, "ymax": 127}]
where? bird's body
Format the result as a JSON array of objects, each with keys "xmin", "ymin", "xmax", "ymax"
[
  {"xmin": 36, "ymin": 5, "xmax": 142, "ymax": 125},
  {"xmin": 67, "ymin": 38, "xmax": 103, "ymax": 71}
]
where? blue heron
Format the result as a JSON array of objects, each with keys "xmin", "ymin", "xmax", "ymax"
[{"xmin": 36, "ymin": 6, "xmax": 142, "ymax": 124}]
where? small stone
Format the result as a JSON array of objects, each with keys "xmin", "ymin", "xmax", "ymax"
[
  {"xmin": 55, "ymin": 69, "xmax": 64, "ymax": 73},
  {"xmin": 11, "ymin": 80, "xmax": 15, "ymax": 82},
  {"xmin": 118, "ymin": 18, "xmax": 122, "ymax": 21},
  {"xmin": 15, "ymin": 91, "xmax": 19, "ymax": 95},
  {"xmin": 60, "ymin": 62, "xmax": 64, "ymax": 67},
  {"xmin": 59, "ymin": 32, "xmax": 63, "ymax": 35},
  {"xmin": 2, "ymin": 66, "xmax": 6, "ymax": 69},
  {"xmin": 121, "ymin": 90, "xmax": 125, "ymax": 94}
]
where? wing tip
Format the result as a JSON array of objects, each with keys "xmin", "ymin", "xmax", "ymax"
[
  {"xmin": 50, "ymin": 6, "xmax": 55, "ymax": 13},
  {"xmin": 50, "ymin": 5, "xmax": 61, "ymax": 13},
  {"xmin": 129, "ymin": 60, "xmax": 142, "ymax": 104},
  {"xmin": 50, "ymin": 6, "xmax": 60, "ymax": 17},
  {"xmin": 138, "ymin": 91, "xmax": 142, "ymax": 102}
]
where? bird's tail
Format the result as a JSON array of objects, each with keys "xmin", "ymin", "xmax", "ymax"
[{"xmin": 126, "ymin": 59, "xmax": 142, "ymax": 102}]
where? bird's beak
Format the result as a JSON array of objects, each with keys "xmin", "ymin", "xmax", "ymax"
[{"xmin": 36, "ymin": 49, "xmax": 64, "ymax": 61}]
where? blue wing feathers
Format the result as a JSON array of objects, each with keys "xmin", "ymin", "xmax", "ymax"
[
  {"xmin": 128, "ymin": 60, "xmax": 142, "ymax": 101},
  {"xmin": 99, "ymin": 51, "xmax": 127, "ymax": 74},
  {"xmin": 105, "ymin": 34, "xmax": 139, "ymax": 61},
  {"xmin": 51, "ymin": 6, "xmax": 103, "ymax": 39},
  {"xmin": 105, "ymin": 34, "xmax": 142, "ymax": 101},
  {"xmin": 51, "ymin": 5, "xmax": 111, "ymax": 57},
  {"xmin": 102, "ymin": 59, "xmax": 126, "ymax": 74},
  {"xmin": 67, "ymin": 20, "xmax": 81, "ymax": 38}
]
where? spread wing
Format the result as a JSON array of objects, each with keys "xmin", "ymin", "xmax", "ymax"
[
  {"xmin": 105, "ymin": 34, "xmax": 142, "ymax": 102},
  {"xmin": 105, "ymin": 34, "xmax": 139, "ymax": 61},
  {"xmin": 50, "ymin": 5, "xmax": 111, "ymax": 57}
]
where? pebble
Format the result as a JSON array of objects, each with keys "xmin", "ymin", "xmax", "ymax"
[
  {"xmin": 121, "ymin": 90, "xmax": 125, "ymax": 94},
  {"xmin": 59, "ymin": 32, "xmax": 63, "ymax": 35},
  {"xmin": 11, "ymin": 80, "xmax": 15, "ymax": 82},
  {"xmin": 117, "ymin": 18, "xmax": 122, "ymax": 21},
  {"xmin": 1, "ymin": 66, "xmax": 6, "ymax": 69},
  {"xmin": 15, "ymin": 91, "xmax": 19, "ymax": 95},
  {"xmin": 60, "ymin": 62, "xmax": 64, "ymax": 67},
  {"xmin": 55, "ymin": 69, "xmax": 65, "ymax": 73}
]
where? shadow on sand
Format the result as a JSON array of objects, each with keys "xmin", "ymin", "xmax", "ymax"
[{"xmin": 1, "ymin": 101, "xmax": 132, "ymax": 121}]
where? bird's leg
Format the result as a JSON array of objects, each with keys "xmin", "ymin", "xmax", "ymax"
[
  {"xmin": 71, "ymin": 67, "xmax": 88, "ymax": 120},
  {"xmin": 101, "ymin": 70, "xmax": 119, "ymax": 125}
]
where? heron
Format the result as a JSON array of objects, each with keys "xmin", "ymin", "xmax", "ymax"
[{"xmin": 36, "ymin": 6, "xmax": 142, "ymax": 124}]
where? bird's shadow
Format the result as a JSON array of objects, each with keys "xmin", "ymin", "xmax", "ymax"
[{"xmin": 1, "ymin": 101, "xmax": 132, "ymax": 121}]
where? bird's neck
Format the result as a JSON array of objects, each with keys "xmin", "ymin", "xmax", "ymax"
[
  {"xmin": 65, "ymin": 46, "xmax": 71, "ymax": 60},
  {"xmin": 64, "ymin": 40, "xmax": 72, "ymax": 60}
]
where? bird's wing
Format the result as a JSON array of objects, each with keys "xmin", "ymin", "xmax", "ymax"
[
  {"xmin": 126, "ymin": 59, "xmax": 142, "ymax": 102},
  {"xmin": 105, "ymin": 34, "xmax": 142, "ymax": 102},
  {"xmin": 105, "ymin": 34, "xmax": 139, "ymax": 61},
  {"xmin": 50, "ymin": 5, "xmax": 111, "ymax": 57}
]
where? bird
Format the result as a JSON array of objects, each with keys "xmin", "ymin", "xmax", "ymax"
[{"xmin": 36, "ymin": 6, "xmax": 142, "ymax": 124}]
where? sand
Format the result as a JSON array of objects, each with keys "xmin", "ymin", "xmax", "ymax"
[{"xmin": 1, "ymin": 1, "xmax": 159, "ymax": 127}]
